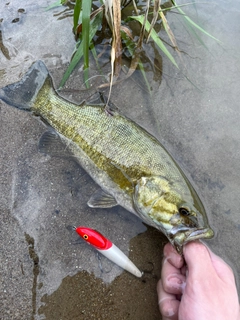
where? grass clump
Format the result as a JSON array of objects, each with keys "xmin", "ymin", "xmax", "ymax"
[{"xmin": 48, "ymin": 0, "xmax": 220, "ymax": 92}]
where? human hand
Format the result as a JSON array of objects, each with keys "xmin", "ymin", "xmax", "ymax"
[{"xmin": 157, "ymin": 241, "xmax": 240, "ymax": 320}]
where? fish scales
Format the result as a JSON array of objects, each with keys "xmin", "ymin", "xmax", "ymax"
[
  {"xmin": 33, "ymin": 78, "xmax": 184, "ymax": 190},
  {"xmin": 0, "ymin": 60, "xmax": 214, "ymax": 252}
]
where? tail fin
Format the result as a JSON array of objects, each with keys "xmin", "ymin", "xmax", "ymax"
[{"xmin": 0, "ymin": 60, "xmax": 49, "ymax": 111}]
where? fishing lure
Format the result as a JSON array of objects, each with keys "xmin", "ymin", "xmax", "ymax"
[{"xmin": 75, "ymin": 226, "xmax": 142, "ymax": 278}]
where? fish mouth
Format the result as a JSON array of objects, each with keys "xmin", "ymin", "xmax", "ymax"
[
  {"xmin": 184, "ymin": 227, "xmax": 214, "ymax": 243},
  {"xmin": 169, "ymin": 226, "xmax": 214, "ymax": 250}
]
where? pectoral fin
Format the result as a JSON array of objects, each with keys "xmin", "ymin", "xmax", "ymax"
[
  {"xmin": 38, "ymin": 130, "xmax": 74, "ymax": 157},
  {"xmin": 87, "ymin": 189, "xmax": 118, "ymax": 208}
]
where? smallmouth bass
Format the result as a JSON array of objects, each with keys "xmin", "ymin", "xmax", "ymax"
[{"xmin": 0, "ymin": 61, "xmax": 214, "ymax": 252}]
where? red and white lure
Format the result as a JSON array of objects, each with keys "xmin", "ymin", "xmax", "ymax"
[{"xmin": 75, "ymin": 226, "xmax": 142, "ymax": 278}]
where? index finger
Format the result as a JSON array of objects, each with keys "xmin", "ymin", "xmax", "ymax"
[
  {"xmin": 163, "ymin": 242, "xmax": 185, "ymax": 269},
  {"xmin": 161, "ymin": 243, "xmax": 186, "ymax": 295}
]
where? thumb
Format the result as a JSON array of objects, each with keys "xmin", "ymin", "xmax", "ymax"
[
  {"xmin": 205, "ymin": 245, "xmax": 236, "ymax": 285},
  {"xmin": 183, "ymin": 241, "xmax": 215, "ymax": 277}
]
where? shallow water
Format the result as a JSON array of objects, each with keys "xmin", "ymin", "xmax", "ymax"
[{"xmin": 0, "ymin": 0, "xmax": 240, "ymax": 319}]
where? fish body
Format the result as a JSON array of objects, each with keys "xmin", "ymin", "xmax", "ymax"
[{"xmin": 0, "ymin": 61, "xmax": 214, "ymax": 252}]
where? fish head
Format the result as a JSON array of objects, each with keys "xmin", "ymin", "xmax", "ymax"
[{"xmin": 133, "ymin": 176, "xmax": 214, "ymax": 253}]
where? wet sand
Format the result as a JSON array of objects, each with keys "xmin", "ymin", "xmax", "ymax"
[{"xmin": 38, "ymin": 228, "xmax": 166, "ymax": 320}]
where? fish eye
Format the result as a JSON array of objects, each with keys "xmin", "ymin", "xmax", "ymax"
[
  {"xmin": 179, "ymin": 207, "xmax": 190, "ymax": 216},
  {"xmin": 83, "ymin": 234, "xmax": 88, "ymax": 240}
]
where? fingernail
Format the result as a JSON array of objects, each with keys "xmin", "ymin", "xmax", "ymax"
[
  {"xmin": 168, "ymin": 277, "xmax": 186, "ymax": 292},
  {"xmin": 158, "ymin": 298, "xmax": 176, "ymax": 317}
]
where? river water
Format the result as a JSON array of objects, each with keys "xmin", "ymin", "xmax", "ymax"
[{"xmin": 0, "ymin": 0, "xmax": 240, "ymax": 319}]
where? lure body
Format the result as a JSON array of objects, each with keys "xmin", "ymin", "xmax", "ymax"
[{"xmin": 75, "ymin": 226, "xmax": 142, "ymax": 278}]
